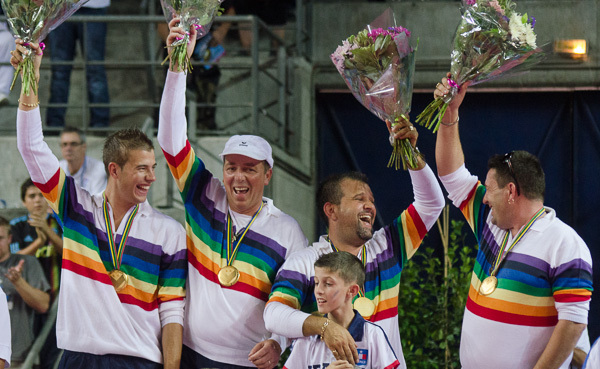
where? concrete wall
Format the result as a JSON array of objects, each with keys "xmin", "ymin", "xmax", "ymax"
[{"xmin": 311, "ymin": 1, "xmax": 600, "ymax": 89}]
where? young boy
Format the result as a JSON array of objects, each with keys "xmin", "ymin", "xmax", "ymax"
[{"xmin": 283, "ymin": 252, "xmax": 400, "ymax": 369}]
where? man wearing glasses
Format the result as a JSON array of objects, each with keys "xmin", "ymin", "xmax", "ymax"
[
  {"xmin": 433, "ymin": 74, "xmax": 593, "ymax": 369},
  {"xmin": 59, "ymin": 126, "xmax": 107, "ymax": 195}
]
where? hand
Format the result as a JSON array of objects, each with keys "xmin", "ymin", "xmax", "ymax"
[
  {"xmin": 323, "ymin": 321, "xmax": 358, "ymax": 365},
  {"xmin": 28, "ymin": 212, "xmax": 49, "ymax": 232},
  {"xmin": 386, "ymin": 115, "xmax": 418, "ymax": 148},
  {"xmin": 434, "ymin": 73, "xmax": 470, "ymax": 116},
  {"xmin": 248, "ymin": 339, "xmax": 281, "ymax": 369},
  {"xmin": 35, "ymin": 227, "xmax": 48, "ymax": 245},
  {"xmin": 166, "ymin": 17, "xmax": 198, "ymax": 71},
  {"xmin": 5, "ymin": 259, "xmax": 25, "ymax": 284},
  {"xmin": 327, "ymin": 360, "xmax": 354, "ymax": 369},
  {"xmin": 10, "ymin": 39, "xmax": 43, "ymax": 81}
]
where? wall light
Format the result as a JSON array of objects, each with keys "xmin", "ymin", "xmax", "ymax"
[{"xmin": 553, "ymin": 39, "xmax": 587, "ymax": 59}]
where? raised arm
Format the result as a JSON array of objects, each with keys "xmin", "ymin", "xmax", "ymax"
[
  {"xmin": 4, "ymin": 259, "xmax": 50, "ymax": 314},
  {"xmin": 12, "ymin": 40, "xmax": 61, "ymax": 186},
  {"xmin": 157, "ymin": 17, "xmax": 197, "ymax": 157},
  {"xmin": 434, "ymin": 73, "xmax": 470, "ymax": 177}
]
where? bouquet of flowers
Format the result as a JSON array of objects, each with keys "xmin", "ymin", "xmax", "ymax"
[
  {"xmin": 160, "ymin": 0, "xmax": 223, "ymax": 73},
  {"xmin": 1, "ymin": 0, "xmax": 89, "ymax": 95},
  {"xmin": 331, "ymin": 8, "xmax": 420, "ymax": 170},
  {"xmin": 416, "ymin": 0, "xmax": 544, "ymax": 133}
]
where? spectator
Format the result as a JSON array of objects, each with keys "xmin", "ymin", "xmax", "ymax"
[
  {"xmin": 10, "ymin": 178, "xmax": 62, "ymax": 298},
  {"xmin": 58, "ymin": 126, "xmax": 107, "ymax": 195},
  {"xmin": 233, "ymin": 0, "xmax": 292, "ymax": 55},
  {"xmin": 10, "ymin": 179, "xmax": 62, "ymax": 369},
  {"xmin": 0, "ymin": 216, "xmax": 50, "ymax": 368},
  {"xmin": 0, "ymin": 19, "xmax": 13, "ymax": 105},
  {"xmin": 47, "ymin": 0, "xmax": 111, "ymax": 127},
  {"xmin": 0, "ymin": 285, "xmax": 10, "ymax": 369}
]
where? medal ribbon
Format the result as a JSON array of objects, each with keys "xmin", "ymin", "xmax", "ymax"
[
  {"xmin": 327, "ymin": 238, "xmax": 368, "ymax": 298},
  {"xmin": 103, "ymin": 196, "xmax": 139, "ymax": 271},
  {"xmin": 489, "ymin": 207, "xmax": 546, "ymax": 276},
  {"xmin": 225, "ymin": 202, "xmax": 264, "ymax": 267}
]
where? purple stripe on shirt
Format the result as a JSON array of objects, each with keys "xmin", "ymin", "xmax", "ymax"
[
  {"xmin": 277, "ymin": 269, "xmax": 313, "ymax": 289},
  {"xmin": 245, "ymin": 228, "xmax": 287, "ymax": 259},
  {"xmin": 550, "ymin": 258, "xmax": 593, "ymax": 279}
]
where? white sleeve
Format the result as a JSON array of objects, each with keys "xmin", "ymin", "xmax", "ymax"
[
  {"xmin": 438, "ymin": 164, "xmax": 480, "ymax": 207},
  {"xmin": 157, "ymin": 70, "xmax": 189, "ymax": 157},
  {"xmin": 409, "ymin": 164, "xmax": 445, "ymax": 230},
  {"xmin": 264, "ymin": 301, "xmax": 309, "ymax": 339},
  {"xmin": 16, "ymin": 107, "xmax": 61, "ymax": 184},
  {"xmin": 159, "ymin": 299, "xmax": 185, "ymax": 327},
  {"xmin": 0, "ymin": 287, "xmax": 11, "ymax": 367},
  {"xmin": 282, "ymin": 338, "xmax": 309, "ymax": 369}
]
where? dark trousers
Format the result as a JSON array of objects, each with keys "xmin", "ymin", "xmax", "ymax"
[
  {"xmin": 58, "ymin": 350, "xmax": 162, "ymax": 369},
  {"xmin": 47, "ymin": 7, "xmax": 110, "ymax": 127},
  {"xmin": 181, "ymin": 345, "xmax": 254, "ymax": 369}
]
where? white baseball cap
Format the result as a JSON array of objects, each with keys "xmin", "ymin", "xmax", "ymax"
[{"xmin": 219, "ymin": 135, "xmax": 274, "ymax": 168}]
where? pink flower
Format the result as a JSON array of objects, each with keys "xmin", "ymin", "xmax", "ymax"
[
  {"xmin": 367, "ymin": 27, "xmax": 411, "ymax": 42},
  {"xmin": 487, "ymin": 0, "xmax": 504, "ymax": 15},
  {"xmin": 465, "ymin": 0, "xmax": 477, "ymax": 5}
]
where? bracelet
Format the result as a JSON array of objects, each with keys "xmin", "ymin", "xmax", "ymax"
[
  {"xmin": 320, "ymin": 319, "xmax": 330, "ymax": 341},
  {"xmin": 441, "ymin": 115, "xmax": 459, "ymax": 126},
  {"xmin": 18, "ymin": 99, "xmax": 39, "ymax": 108}
]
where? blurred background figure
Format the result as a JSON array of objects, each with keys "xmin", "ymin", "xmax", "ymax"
[
  {"xmin": 47, "ymin": 0, "xmax": 111, "ymax": 128},
  {"xmin": 58, "ymin": 126, "xmax": 107, "ymax": 195},
  {"xmin": 0, "ymin": 216, "xmax": 50, "ymax": 368}
]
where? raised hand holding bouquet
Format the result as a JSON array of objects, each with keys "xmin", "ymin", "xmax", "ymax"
[
  {"xmin": 416, "ymin": 0, "xmax": 544, "ymax": 133},
  {"xmin": 1, "ymin": 0, "xmax": 89, "ymax": 96},
  {"xmin": 160, "ymin": 0, "xmax": 223, "ymax": 73},
  {"xmin": 330, "ymin": 8, "xmax": 420, "ymax": 170}
]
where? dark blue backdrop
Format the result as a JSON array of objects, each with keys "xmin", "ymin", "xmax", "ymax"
[{"xmin": 316, "ymin": 89, "xmax": 600, "ymax": 344}]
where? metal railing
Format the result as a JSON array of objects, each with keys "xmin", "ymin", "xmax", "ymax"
[
  {"xmin": 21, "ymin": 295, "xmax": 60, "ymax": 369},
  {"xmin": 2, "ymin": 0, "xmax": 310, "ymax": 155}
]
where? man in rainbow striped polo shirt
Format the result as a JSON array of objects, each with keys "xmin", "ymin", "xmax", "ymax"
[
  {"xmin": 264, "ymin": 118, "xmax": 446, "ymax": 368},
  {"xmin": 12, "ymin": 41, "xmax": 187, "ymax": 369},
  {"xmin": 158, "ymin": 20, "xmax": 308, "ymax": 369},
  {"xmin": 433, "ymin": 75, "xmax": 593, "ymax": 369}
]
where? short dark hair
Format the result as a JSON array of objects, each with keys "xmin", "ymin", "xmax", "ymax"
[
  {"xmin": 316, "ymin": 172, "xmax": 369, "ymax": 225},
  {"xmin": 61, "ymin": 125, "xmax": 85, "ymax": 143},
  {"xmin": 20, "ymin": 178, "xmax": 36, "ymax": 201},
  {"xmin": 314, "ymin": 251, "xmax": 365, "ymax": 288},
  {"xmin": 488, "ymin": 150, "xmax": 545, "ymax": 201},
  {"xmin": 102, "ymin": 128, "xmax": 154, "ymax": 174},
  {"xmin": 0, "ymin": 216, "xmax": 10, "ymax": 234}
]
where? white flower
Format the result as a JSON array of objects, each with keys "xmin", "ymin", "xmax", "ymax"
[{"xmin": 509, "ymin": 13, "xmax": 537, "ymax": 48}]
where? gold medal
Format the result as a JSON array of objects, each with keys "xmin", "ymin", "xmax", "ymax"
[
  {"xmin": 218, "ymin": 265, "xmax": 240, "ymax": 287},
  {"xmin": 108, "ymin": 269, "xmax": 128, "ymax": 292},
  {"xmin": 353, "ymin": 297, "xmax": 376, "ymax": 318},
  {"xmin": 479, "ymin": 276, "xmax": 498, "ymax": 296}
]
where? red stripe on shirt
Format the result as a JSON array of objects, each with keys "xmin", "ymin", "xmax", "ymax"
[
  {"xmin": 34, "ymin": 169, "xmax": 61, "ymax": 193},
  {"xmin": 466, "ymin": 297, "xmax": 558, "ymax": 327},
  {"xmin": 162, "ymin": 140, "xmax": 192, "ymax": 167},
  {"xmin": 406, "ymin": 204, "xmax": 427, "ymax": 239},
  {"xmin": 459, "ymin": 183, "xmax": 479, "ymax": 211}
]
